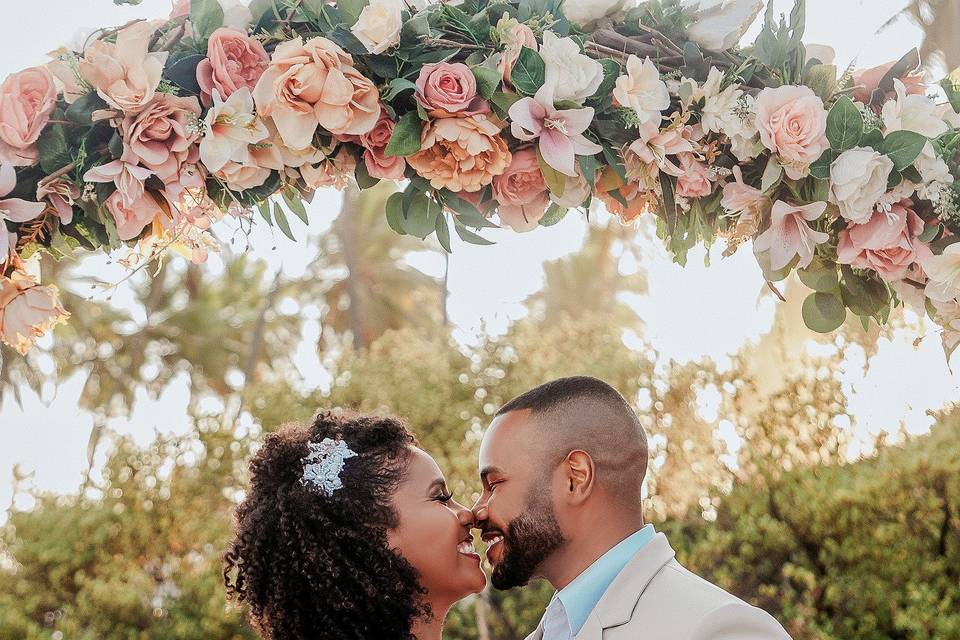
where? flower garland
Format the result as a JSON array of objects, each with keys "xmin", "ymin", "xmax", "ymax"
[{"xmin": 1, "ymin": 0, "xmax": 960, "ymax": 360}]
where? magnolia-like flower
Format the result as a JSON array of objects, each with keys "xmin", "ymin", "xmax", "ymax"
[
  {"xmin": 881, "ymin": 79, "xmax": 949, "ymax": 139},
  {"xmin": 613, "ymin": 55, "xmax": 670, "ymax": 127},
  {"xmin": 351, "ymin": 0, "xmax": 404, "ymax": 54},
  {"xmin": 509, "ymin": 83, "xmax": 602, "ymax": 177},
  {"xmin": 78, "ymin": 21, "xmax": 168, "ymax": 114},
  {"xmin": 683, "ymin": 0, "xmax": 764, "ymax": 51},
  {"xmin": 83, "ymin": 145, "xmax": 155, "ymax": 208},
  {"xmin": 0, "ymin": 270, "xmax": 69, "ymax": 355},
  {"xmin": 539, "ymin": 32, "xmax": 605, "ymax": 104},
  {"xmin": 753, "ymin": 200, "xmax": 829, "ymax": 271},
  {"xmin": 0, "ymin": 163, "xmax": 45, "ymax": 258},
  {"xmin": 199, "ymin": 88, "xmax": 269, "ymax": 173},
  {"xmin": 562, "ymin": 0, "xmax": 628, "ymax": 28},
  {"xmin": 828, "ymin": 147, "xmax": 894, "ymax": 225},
  {"xmin": 923, "ymin": 243, "xmax": 960, "ymax": 303}
]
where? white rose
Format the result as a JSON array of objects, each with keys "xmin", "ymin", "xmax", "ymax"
[
  {"xmin": 540, "ymin": 31, "xmax": 605, "ymax": 103},
  {"xmin": 881, "ymin": 79, "xmax": 949, "ymax": 139},
  {"xmin": 351, "ymin": 0, "xmax": 404, "ymax": 55},
  {"xmin": 612, "ymin": 55, "xmax": 670, "ymax": 125},
  {"xmin": 828, "ymin": 147, "xmax": 894, "ymax": 224},
  {"xmin": 682, "ymin": 0, "xmax": 764, "ymax": 51},
  {"xmin": 562, "ymin": 0, "xmax": 628, "ymax": 29}
]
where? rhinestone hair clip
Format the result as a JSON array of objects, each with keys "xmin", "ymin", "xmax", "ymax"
[{"xmin": 300, "ymin": 438, "xmax": 358, "ymax": 496}]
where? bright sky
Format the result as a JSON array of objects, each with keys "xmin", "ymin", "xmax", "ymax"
[{"xmin": 1, "ymin": 0, "xmax": 958, "ymax": 513}]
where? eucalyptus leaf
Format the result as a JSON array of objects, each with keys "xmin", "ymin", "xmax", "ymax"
[{"xmin": 802, "ymin": 291, "xmax": 846, "ymax": 333}]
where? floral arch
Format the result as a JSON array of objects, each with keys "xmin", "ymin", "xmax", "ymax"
[{"xmin": 1, "ymin": 0, "xmax": 959, "ymax": 360}]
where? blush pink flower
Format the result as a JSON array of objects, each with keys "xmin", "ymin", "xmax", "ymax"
[
  {"xmin": 753, "ymin": 200, "xmax": 829, "ymax": 271},
  {"xmin": 852, "ymin": 61, "xmax": 926, "ymax": 105},
  {"xmin": 0, "ymin": 270, "xmax": 69, "ymax": 355},
  {"xmin": 675, "ymin": 153, "xmax": 714, "ymax": 199},
  {"xmin": 83, "ymin": 145, "xmax": 155, "ymax": 207},
  {"xmin": 37, "ymin": 178, "xmax": 80, "ymax": 225},
  {"xmin": 196, "ymin": 28, "xmax": 270, "ymax": 106},
  {"xmin": 121, "ymin": 94, "xmax": 202, "ymax": 185},
  {"xmin": 216, "ymin": 161, "xmax": 272, "ymax": 191},
  {"xmin": 495, "ymin": 16, "xmax": 537, "ymax": 85},
  {"xmin": 627, "ymin": 124, "xmax": 698, "ymax": 177},
  {"xmin": 508, "ymin": 83, "xmax": 602, "ymax": 177},
  {"xmin": 301, "ymin": 149, "xmax": 356, "ymax": 190},
  {"xmin": 415, "ymin": 62, "xmax": 488, "ymax": 117},
  {"xmin": 721, "ymin": 166, "xmax": 765, "ymax": 215},
  {"xmin": 492, "ymin": 147, "xmax": 549, "ymax": 232},
  {"xmin": 105, "ymin": 190, "xmax": 164, "ymax": 241},
  {"xmin": 0, "ymin": 163, "xmax": 46, "ymax": 229},
  {"xmin": 78, "ymin": 21, "xmax": 168, "ymax": 114},
  {"xmin": 0, "ymin": 66, "xmax": 57, "ymax": 166},
  {"xmin": 252, "ymin": 36, "xmax": 380, "ymax": 149},
  {"xmin": 170, "ymin": 0, "xmax": 190, "ymax": 18},
  {"xmin": 359, "ymin": 108, "xmax": 406, "ymax": 180},
  {"xmin": 836, "ymin": 200, "xmax": 931, "ymax": 281},
  {"xmin": 755, "ymin": 85, "xmax": 828, "ymax": 179}
]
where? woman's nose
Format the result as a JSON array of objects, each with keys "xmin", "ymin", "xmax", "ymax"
[{"xmin": 453, "ymin": 500, "xmax": 476, "ymax": 527}]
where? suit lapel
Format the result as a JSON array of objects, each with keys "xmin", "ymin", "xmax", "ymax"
[
  {"xmin": 572, "ymin": 612, "xmax": 604, "ymax": 640},
  {"xmin": 590, "ymin": 532, "xmax": 676, "ymax": 631}
]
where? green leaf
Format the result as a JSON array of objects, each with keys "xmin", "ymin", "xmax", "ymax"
[
  {"xmin": 454, "ymin": 220, "xmax": 495, "ymax": 245},
  {"xmin": 191, "ymin": 0, "xmax": 225, "ymax": 41},
  {"xmin": 882, "ymin": 129, "xmax": 927, "ymax": 171},
  {"xmin": 536, "ymin": 150, "xmax": 565, "ymax": 197},
  {"xmin": 257, "ymin": 200, "xmax": 272, "ymax": 225},
  {"xmin": 282, "ymin": 189, "xmax": 308, "ymax": 224},
  {"xmin": 539, "ymin": 203, "xmax": 568, "ymax": 227},
  {"xmin": 435, "ymin": 213, "xmax": 452, "ymax": 253},
  {"xmin": 471, "ymin": 66, "xmax": 501, "ymax": 100},
  {"xmin": 327, "ymin": 25, "xmax": 369, "ymax": 56},
  {"xmin": 36, "ymin": 124, "xmax": 71, "ymax": 175},
  {"xmin": 825, "ymin": 96, "xmax": 863, "ymax": 152},
  {"xmin": 871, "ymin": 48, "xmax": 920, "ymax": 105},
  {"xmin": 385, "ymin": 192, "xmax": 407, "ymax": 235},
  {"xmin": 65, "ymin": 92, "xmax": 107, "ymax": 126},
  {"xmin": 336, "ymin": 0, "xmax": 368, "ymax": 24},
  {"xmin": 798, "ymin": 257, "xmax": 839, "ymax": 292},
  {"xmin": 941, "ymin": 70, "xmax": 960, "ymax": 113},
  {"xmin": 385, "ymin": 112, "xmax": 423, "ymax": 157},
  {"xmin": 804, "ymin": 63, "xmax": 837, "ymax": 102},
  {"xmin": 802, "ymin": 292, "xmax": 847, "ymax": 333},
  {"xmin": 403, "ymin": 193, "xmax": 441, "ymax": 239},
  {"xmin": 840, "ymin": 266, "xmax": 889, "ymax": 317},
  {"xmin": 272, "ymin": 201, "xmax": 295, "ymax": 240},
  {"xmin": 861, "ymin": 128, "xmax": 883, "ymax": 150},
  {"xmin": 919, "ymin": 223, "xmax": 943, "ymax": 244},
  {"xmin": 382, "ymin": 78, "xmax": 418, "ymax": 102},
  {"xmin": 354, "ymin": 157, "xmax": 380, "ymax": 190},
  {"xmin": 490, "ymin": 91, "xmax": 522, "ymax": 118},
  {"xmin": 809, "ymin": 149, "xmax": 835, "ymax": 180},
  {"xmin": 511, "ymin": 47, "xmax": 545, "ymax": 97}
]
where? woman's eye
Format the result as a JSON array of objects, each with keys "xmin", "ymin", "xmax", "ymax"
[{"xmin": 434, "ymin": 492, "xmax": 453, "ymax": 503}]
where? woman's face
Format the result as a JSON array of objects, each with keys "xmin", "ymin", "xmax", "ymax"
[{"xmin": 387, "ymin": 447, "xmax": 486, "ymax": 604}]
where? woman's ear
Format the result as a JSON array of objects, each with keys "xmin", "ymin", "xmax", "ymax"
[{"xmin": 562, "ymin": 450, "xmax": 595, "ymax": 505}]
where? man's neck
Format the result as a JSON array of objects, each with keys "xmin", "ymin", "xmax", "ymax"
[{"xmin": 541, "ymin": 514, "xmax": 645, "ymax": 590}]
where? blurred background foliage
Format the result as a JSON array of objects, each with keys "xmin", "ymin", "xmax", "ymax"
[{"xmin": 0, "ymin": 177, "xmax": 958, "ymax": 640}]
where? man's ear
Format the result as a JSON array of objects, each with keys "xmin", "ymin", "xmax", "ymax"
[{"xmin": 562, "ymin": 450, "xmax": 595, "ymax": 505}]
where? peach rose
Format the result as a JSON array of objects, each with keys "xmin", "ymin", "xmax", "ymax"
[
  {"xmin": 675, "ymin": 153, "xmax": 714, "ymax": 199},
  {"xmin": 837, "ymin": 200, "xmax": 932, "ymax": 281},
  {"xmin": 301, "ymin": 149, "xmax": 356, "ymax": 190},
  {"xmin": 121, "ymin": 94, "xmax": 202, "ymax": 184},
  {"xmin": 496, "ymin": 17, "xmax": 538, "ymax": 85},
  {"xmin": 105, "ymin": 190, "xmax": 164, "ymax": 240},
  {"xmin": 415, "ymin": 62, "xmax": 487, "ymax": 117},
  {"xmin": 79, "ymin": 21, "xmax": 169, "ymax": 114},
  {"xmin": 852, "ymin": 61, "xmax": 925, "ymax": 105},
  {"xmin": 755, "ymin": 85, "xmax": 828, "ymax": 178},
  {"xmin": 217, "ymin": 161, "xmax": 272, "ymax": 191},
  {"xmin": 252, "ymin": 36, "xmax": 380, "ymax": 149},
  {"xmin": 492, "ymin": 147, "xmax": 549, "ymax": 232},
  {"xmin": 47, "ymin": 50, "xmax": 89, "ymax": 105},
  {"xmin": 0, "ymin": 67, "xmax": 57, "ymax": 167},
  {"xmin": 408, "ymin": 115, "xmax": 511, "ymax": 193},
  {"xmin": 197, "ymin": 28, "xmax": 270, "ymax": 106},
  {"xmin": 0, "ymin": 270, "xmax": 69, "ymax": 355},
  {"xmin": 360, "ymin": 109, "xmax": 406, "ymax": 180}
]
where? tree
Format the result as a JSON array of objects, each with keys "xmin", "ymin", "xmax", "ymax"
[{"xmin": 903, "ymin": 1, "xmax": 960, "ymax": 70}]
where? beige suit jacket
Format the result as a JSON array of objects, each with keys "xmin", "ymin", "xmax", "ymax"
[{"xmin": 524, "ymin": 532, "xmax": 792, "ymax": 640}]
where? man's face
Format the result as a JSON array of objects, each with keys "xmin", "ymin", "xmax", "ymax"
[{"xmin": 473, "ymin": 410, "xmax": 565, "ymax": 589}]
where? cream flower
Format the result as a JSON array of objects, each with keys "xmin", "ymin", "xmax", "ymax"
[
  {"xmin": 539, "ymin": 32, "xmax": 605, "ymax": 104},
  {"xmin": 199, "ymin": 87, "xmax": 269, "ymax": 173},
  {"xmin": 881, "ymin": 79, "xmax": 949, "ymax": 139},
  {"xmin": 78, "ymin": 21, "xmax": 168, "ymax": 114},
  {"xmin": 351, "ymin": 0, "xmax": 404, "ymax": 54},
  {"xmin": 924, "ymin": 243, "xmax": 960, "ymax": 303},
  {"xmin": 828, "ymin": 147, "xmax": 894, "ymax": 225},
  {"xmin": 613, "ymin": 55, "xmax": 670, "ymax": 127},
  {"xmin": 0, "ymin": 270, "xmax": 69, "ymax": 355}
]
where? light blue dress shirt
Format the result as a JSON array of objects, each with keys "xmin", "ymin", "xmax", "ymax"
[{"xmin": 552, "ymin": 524, "xmax": 656, "ymax": 637}]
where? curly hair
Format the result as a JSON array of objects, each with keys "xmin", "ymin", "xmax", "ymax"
[{"xmin": 224, "ymin": 411, "xmax": 430, "ymax": 640}]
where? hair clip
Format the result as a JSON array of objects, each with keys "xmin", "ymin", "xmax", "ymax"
[{"xmin": 300, "ymin": 438, "xmax": 358, "ymax": 497}]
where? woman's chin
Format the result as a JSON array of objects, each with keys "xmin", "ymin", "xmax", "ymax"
[{"xmin": 457, "ymin": 557, "xmax": 488, "ymax": 595}]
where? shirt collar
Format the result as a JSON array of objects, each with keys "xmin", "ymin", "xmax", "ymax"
[{"xmin": 555, "ymin": 524, "xmax": 656, "ymax": 636}]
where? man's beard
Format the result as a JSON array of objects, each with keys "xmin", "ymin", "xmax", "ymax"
[{"xmin": 490, "ymin": 489, "xmax": 565, "ymax": 590}]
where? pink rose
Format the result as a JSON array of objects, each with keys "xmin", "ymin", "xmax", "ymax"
[
  {"xmin": 37, "ymin": 178, "xmax": 80, "ymax": 225},
  {"xmin": 253, "ymin": 37, "xmax": 380, "ymax": 149},
  {"xmin": 121, "ymin": 94, "xmax": 202, "ymax": 184},
  {"xmin": 0, "ymin": 270, "xmax": 69, "ymax": 355},
  {"xmin": 837, "ymin": 200, "xmax": 932, "ymax": 281},
  {"xmin": 415, "ymin": 62, "xmax": 487, "ymax": 117},
  {"xmin": 492, "ymin": 147, "xmax": 549, "ymax": 232},
  {"xmin": 0, "ymin": 67, "xmax": 57, "ymax": 167},
  {"xmin": 105, "ymin": 190, "xmax": 164, "ymax": 240},
  {"xmin": 196, "ymin": 28, "xmax": 270, "ymax": 106},
  {"xmin": 79, "ymin": 21, "xmax": 168, "ymax": 114},
  {"xmin": 755, "ymin": 85, "xmax": 828, "ymax": 178},
  {"xmin": 217, "ymin": 161, "xmax": 272, "ymax": 191},
  {"xmin": 852, "ymin": 61, "xmax": 926, "ymax": 105},
  {"xmin": 301, "ymin": 149, "xmax": 356, "ymax": 190},
  {"xmin": 497, "ymin": 20, "xmax": 537, "ymax": 85},
  {"xmin": 360, "ymin": 109, "xmax": 406, "ymax": 180},
  {"xmin": 675, "ymin": 153, "xmax": 714, "ymax": 199}
]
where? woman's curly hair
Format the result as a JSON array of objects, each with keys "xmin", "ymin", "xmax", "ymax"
[{"xmin": 224, "ymin": 410, "xmax": 430, "ymax": 640}]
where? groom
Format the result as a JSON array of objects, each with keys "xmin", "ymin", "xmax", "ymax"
[{"xmin": 472, "ymin": 376, "xmax": 792, "ymax": 639}]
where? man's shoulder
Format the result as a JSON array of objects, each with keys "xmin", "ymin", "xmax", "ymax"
[{"xmin": 643, "ymin": 558, "xmax": 749, "ymax": 612}]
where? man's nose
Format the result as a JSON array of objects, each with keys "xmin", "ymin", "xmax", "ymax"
[{"xmin": 471, "ymin": 497, "xmax": 488, "ymax": 523}]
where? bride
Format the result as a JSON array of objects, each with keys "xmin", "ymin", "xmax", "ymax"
[{"xmin": 224, "ymin": 410, "xmax": 486, "ymax": 639}]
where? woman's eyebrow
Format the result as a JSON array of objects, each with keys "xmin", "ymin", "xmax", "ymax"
[{"xmin": 427, "ymin": 478, "xmax": 447, "ymax": 492}]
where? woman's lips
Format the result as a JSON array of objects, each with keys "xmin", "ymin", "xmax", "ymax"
[{"xmin": 458, "ymin": 535, "xmax": 481, "ymax": 560}]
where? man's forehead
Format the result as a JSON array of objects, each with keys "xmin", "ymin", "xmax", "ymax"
[{"xmin": 479, "ymin": 409, "xmax": 536, "ymax": 464}]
